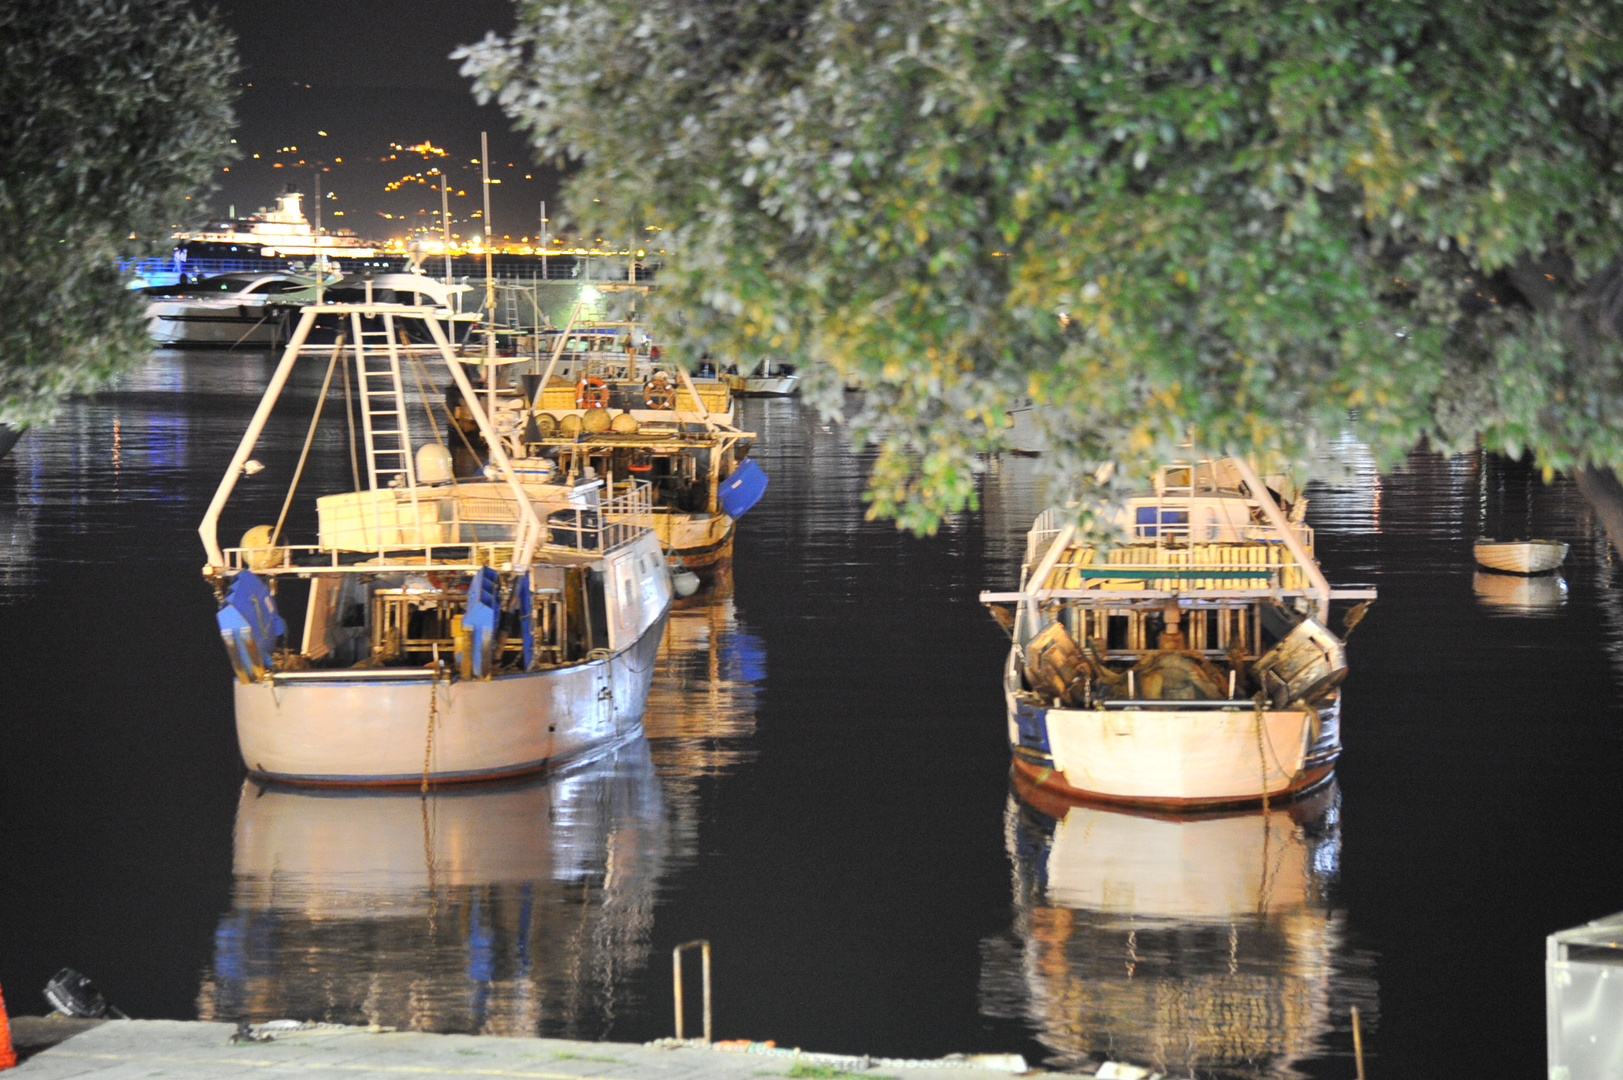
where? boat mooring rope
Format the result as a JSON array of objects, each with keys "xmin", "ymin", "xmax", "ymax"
[
  {"xmin": 422, "ymin": 664, "xmax": 441, "ymax": 793},
  {"xmin": 1254, "ymin": 697, "xmax": 1271, "ymax": 814}
]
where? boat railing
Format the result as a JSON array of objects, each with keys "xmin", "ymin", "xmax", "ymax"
[
  {"xmin": 1128, "ymin": 520, "xmax": 1315, "ymax": 548},
  {"xmin": 220, "ymin": 541, "xmax": 526, "ymax": 575},
  {"xmin": 540, "ymin": 480, "xmax": 654, "ymax": 554},
  {"xmin": 221, "ymin": 483, "xmax": 655, "ymax": 573},
  {"xmin": 1025, "ymin": 508, "xmax": 1071, "ymax": 567}
]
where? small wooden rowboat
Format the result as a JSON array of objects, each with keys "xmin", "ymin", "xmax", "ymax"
[{"xmin": 1473, "ymin": 539, "xmax": 1568, "ymax": 575}]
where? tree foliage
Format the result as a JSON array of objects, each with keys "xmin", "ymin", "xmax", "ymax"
[
  {"xmin": 0, "ymin": 0, "xmax": 237, "ymax": 427},
  {"xmin": 462, "ymin": 0, "xmax": 1623, "ymax": 533}
]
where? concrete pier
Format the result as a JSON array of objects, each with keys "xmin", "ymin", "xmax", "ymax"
[{"xmin": 8, "ymin": 1019, "xmax": 1087, "ymax": 1079}]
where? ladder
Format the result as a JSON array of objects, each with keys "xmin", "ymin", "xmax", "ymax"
[{"xmin": 349, "ymin": 311, "xmax": 423, "ymax": 545}]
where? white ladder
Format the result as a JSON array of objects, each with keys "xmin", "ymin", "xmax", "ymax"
[{"xmin": 349, "ymin": 312, "xmax": 423, "ymax": 544}]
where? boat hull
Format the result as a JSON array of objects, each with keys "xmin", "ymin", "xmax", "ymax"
[
  {"xmin": 656, "ymin": 512, "xmax": 735, "ymax": 581},
  {"xmin": 738, "ymin": 375, "xmax": 800, "ymax": 396},
  {"xmin": 1473, "ymin": 540, "xmax": 1568, "ymax": 575},
  {"xmin": 1006, "ymin": 686, "xmax": 1341, "ymax": 812},
  {"xmin": 147, "ymin": 302, "xmax": 285, "ymax": 346},
  {"xmin": 235, "ymin": 608, "xmax": 668, "ymax": 786}
]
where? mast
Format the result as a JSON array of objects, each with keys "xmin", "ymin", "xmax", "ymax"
[
  {"xmin": 481, "ymin": 131, "xmax": 496, "ymax": 420},
  {"xmin": 439, "ymin": 170, "xmax": 453, "ymax": 286}
]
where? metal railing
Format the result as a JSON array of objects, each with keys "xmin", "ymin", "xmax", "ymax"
[
  {"xmin": 223, "ymin": 482, "xmax": 654, "ymax": 573},
  {"xmin": 672, "ymin": 940, "xmax": 712, "ymax": 1043}
]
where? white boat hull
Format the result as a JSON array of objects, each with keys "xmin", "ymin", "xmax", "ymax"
[
  {"xmin": 236, "ymin": 607, "xmax": 667, "ymax": 785},
  {"xmin": 1005, "ymin": 404, "xmax": 1050, "ymax": 455},
  {"xmin": 1006, "ymin": 654, "xmax": 1340, "ymax": 809},
  {"xmin": 147, "ymin": 300, "xmax": 284, "ymax": 345},
  {"xmin": 1473, "ymin": 539, "xmax": 1568, "ymax": 574},
  {"xmin": 739, "ymin": 375, "xmax": 800, "ymax": 396}
]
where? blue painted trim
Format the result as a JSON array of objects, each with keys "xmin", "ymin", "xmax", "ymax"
[{"xmin": 1013, "ymin": 699, "xmax": 1052, "ymax": 754}]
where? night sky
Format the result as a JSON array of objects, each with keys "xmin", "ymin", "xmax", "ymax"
[{"xmin": 195, "ymin": 0, "xmax": 573, "ymax": 246}]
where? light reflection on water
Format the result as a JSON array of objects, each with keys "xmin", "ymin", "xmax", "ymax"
[
  {"xmin": 6, "ymin": 353, "xmax": 1623, "ymax": 1077},
  {"xmin": 196, "ymin": 597, "xmax": 768, "ymax": 1036},
  {"xmin": 198, "ymin": 743, "xmax": 670, "ymax": 1037},
  {"xmin": 982, "ymin": 783, "xmax": 1377, "ymax": 1080}
]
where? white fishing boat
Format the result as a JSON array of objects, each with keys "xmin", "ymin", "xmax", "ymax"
[
  {"xmin": 199, "ymin": 299, "xmax": 673, "ymax": 786},
  {"xmin": 725, "ymin": 359, "xmax": 801, "ymax": 397},
  {"xmin": 981, "ymin": 458, "xmax": 1376, "ymax": 811},
  {"xmin": 459, "ymin": 310, "xmax": 766, "ymax": 587},
  {"xmin": 1473, "ymin": 538, "xmax": 1568, "ymax": 574},
  {"xmin": 1004, "ymin": 402, "xmax": 1051, "ymax": 455},
  {"xmin": 144, "ymin": 272, "xmax": 321, "ymax": 347}
]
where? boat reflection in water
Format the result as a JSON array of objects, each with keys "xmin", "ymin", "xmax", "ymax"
[
  {"xmin": 981, "ymin": 778, "xmax": 1376, "ymax": 1079},
  {"xmin": 1473, "ymin": 570, "xmax": 1568, "ymax": 615},
  {"xmin": 198, "ymin": 740, "xmax": 670, "ymax": 1037},
  {"xmin": 645, "ymin": 597, "xmax": 762, "ymax": 772}
]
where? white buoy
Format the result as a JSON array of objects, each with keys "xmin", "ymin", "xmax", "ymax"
[{"xmin": 672, "ymin": 570, "xmax": 700, "ymax": 598}]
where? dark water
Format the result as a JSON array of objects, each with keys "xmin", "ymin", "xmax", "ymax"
[{"xmin": 3, "ymin": 351, "xmax": 1622, "ymax": 1077}]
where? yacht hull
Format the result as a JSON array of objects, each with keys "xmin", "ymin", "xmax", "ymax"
[
  {"xmin": 148, "ymin": 302, "xmax": 284, "ymax": 346},
  {"xmin": 236, "ymin": 608, "xmax": 668, "ymax": 785}
]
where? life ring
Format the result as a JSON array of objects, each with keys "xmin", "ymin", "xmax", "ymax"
[
  {"xmin": 576, "ymin": 375, "xmax": 609, "ymax": 409},
  {"xmin": 643, "ymin": 372, "xmax": 677, "ymax": 410}
]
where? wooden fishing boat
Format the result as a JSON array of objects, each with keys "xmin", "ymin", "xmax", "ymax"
[
  {"xmin": 981, "ymin": 458, "xmax": 1376, "ymax": 811},
  {"xmin": 1473, "ymin": 538, "xmax": 1568, "ymax": 574},
  {"xmin": 453, "ymin": 311, "xmax": 766, "ymax": 588},
  {"xmin": 200, "ymin": 300, "xmax": 674, "ymax": 786}
]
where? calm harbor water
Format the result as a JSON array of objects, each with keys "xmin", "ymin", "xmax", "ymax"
[{"xmin": 3, "ymin": 350, "xmax": 1623, "ymax": 1077}]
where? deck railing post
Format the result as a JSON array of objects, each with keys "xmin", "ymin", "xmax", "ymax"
[{"xmin": 672, "ymin": 940, "xmax": 712, "ymax": 1043}]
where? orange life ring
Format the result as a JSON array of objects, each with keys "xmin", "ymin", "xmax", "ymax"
[
  {"xmin": 643, "ymin": 372, "xmax": 677, "ymax": 410},
  {"xmin": 576, "ymin": 375, "xmax": 609, "ymax": 409}
]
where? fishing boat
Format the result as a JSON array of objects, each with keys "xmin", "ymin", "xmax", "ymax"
[
  {"xmin": 1473, "ymin": 538, "xmax": 1568, "ymax": 574},
  {"xmin": 724, "ymin": 359, "xmax": 801, "ymax": 397},
  {"xmin": 199, "ymin": 298, "xmax": 674, "ymax": 786},
  {"xmin": 455, "ymin": 312, "xmax": 766, "ymax": 587},
  {"xmin": 981, "ymin": 457, "xmax": 1376, "ymax": 811}
]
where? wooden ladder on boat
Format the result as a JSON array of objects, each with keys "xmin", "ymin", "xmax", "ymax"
[{"xmin": 349, "ymin": 311, "xmax": 424, "ymax": 545}]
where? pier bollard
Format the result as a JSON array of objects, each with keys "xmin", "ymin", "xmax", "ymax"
[
  {"xmin": 672, "ymin": 940, "xmax": 712, "ymax": 1043},
  {"xmin": 0, "ymin": 979, "xmax": 15, "ymax": 1069}
]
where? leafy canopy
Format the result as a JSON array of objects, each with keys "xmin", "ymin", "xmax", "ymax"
[
  {"xmin": 0, "ymin": 0, "xmax": 237, "ymax": 427},
  {"xmin": 462, "ymin": 0, "xmax": 1623, "ymax": 532}
]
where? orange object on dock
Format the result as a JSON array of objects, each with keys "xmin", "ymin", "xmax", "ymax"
[{"xmin": 0, "ymin": 979, "xmax": 16, "ymax": 1069}]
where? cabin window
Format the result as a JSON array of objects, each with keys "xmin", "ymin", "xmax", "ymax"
[
  {"xmin": 1106, "ymin": 613, "xmax": 1129, "ymax": 651},
  {"xmin": 1135, "ymin": 506, "xmax": 1189, "ymax": 538}
]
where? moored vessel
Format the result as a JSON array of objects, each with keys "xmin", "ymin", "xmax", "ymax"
[
  {"xmin": 1473, "ymin": 538, "xmax": 1568, "ymax": 575},
  {"xmin": 981, "ymin": 457, "xmax": 1376, "ymax": 811},
  {"xmin": 725, "ymin": 359, "xmax": 801, "ymax": 397},
  {"xmin": 200, "ymin": 299, "xmax": 673, "ymax": 786},
  {"xmin": 457, "ymin": 311, "xmax": 767, "ymax": 587}
]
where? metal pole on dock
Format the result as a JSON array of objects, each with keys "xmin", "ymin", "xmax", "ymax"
[
  {"xmin": 671, "ymin": 940, "xmax": 712, "ymax": 1043},
  {"xmin": 1351, "ymin": 1005, "xmax": 1365, "ymax": 1080}
]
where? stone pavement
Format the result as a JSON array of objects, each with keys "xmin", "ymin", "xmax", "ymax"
[{"xmin": 9, "ymin": 1020, "xmax": 1098, "ymax": 1080}]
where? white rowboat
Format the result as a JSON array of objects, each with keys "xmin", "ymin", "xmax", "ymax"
[{"xmin": 1473, "ymin": 539, "xmax": 1568, "ymax": 574}]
